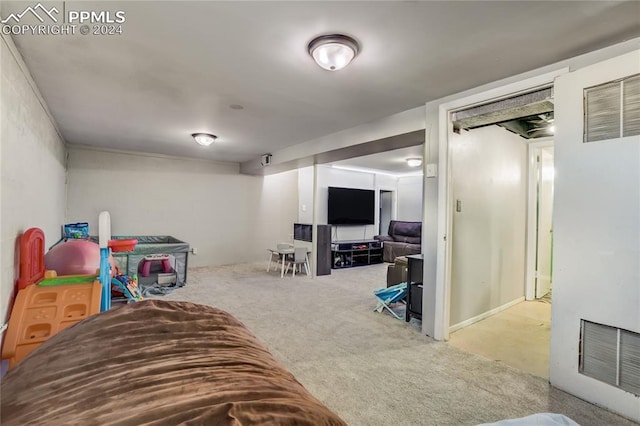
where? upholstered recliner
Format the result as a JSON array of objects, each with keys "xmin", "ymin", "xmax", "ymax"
[{"xmin": 374, "ymin": 220, "xmax": 421, "ymax": 262}]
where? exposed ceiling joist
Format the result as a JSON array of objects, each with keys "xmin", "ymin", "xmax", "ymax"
[{"xmin": 452, "ymin": 88, "xmax": 553, "ymax": 131}]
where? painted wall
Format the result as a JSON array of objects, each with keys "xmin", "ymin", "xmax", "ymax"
[
  {"xmin": 396, "ymin": 175, "xmax": 423, "ymax": 222},
  {"xmin": 297, "ymin": 166, "xmax": 314, "ymax": 224},
  {"xmin": 449, "ymin": 126, "xmax": 527, "ymax": 326},
  {"xmin": 316, "ymin": 166, "xmax": 377, "ymax": 241},
  {"xmin": 312, "ymin": 166, "xmax": 403, "ymax": 241},
  {"xmin": 258, "ymin": 169, "xmax": 300, "ymax": 249},
  {"xmin": 66, "ymin": 147, "xmax": 297, "ymax": 267},
  {"xmin": 550, "ymin": 50, "xmax": 640, "ymax": 422},
  {"xmin": 0, "ymin": 36, "xmax": 67, "ymax": 324}
]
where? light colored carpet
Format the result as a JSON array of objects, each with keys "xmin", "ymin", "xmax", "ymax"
[{"xmin": 157, "ymin": 263, "xmax": 634, "ymax": 426}]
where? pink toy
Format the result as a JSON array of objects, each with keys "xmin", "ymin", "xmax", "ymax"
[
  {"xmin": 45, "ymin": 240, "xmax": 115, "ymax": 276},
  {"xmin": 139, "ymin": 254, "xmax": 172, "ymax": 277}
]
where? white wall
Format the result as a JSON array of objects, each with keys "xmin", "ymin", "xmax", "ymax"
[
  {"xmin": 316, "ymin": 166, "xmax": 377, "ymax": 241},
  {"xmin": 396, "ymin": 175, "xmax": 423, "ymax": 221},
  {"xmin": 0, "ymin": 36, "xmax": 67, "ymax": 324},
  {"xmin": 66, "ymin": 147, "xmax": 297, "ymax": 267},
  {"xmin": 313, "ymin": 166, "xmax": 401, "ymax": 241},
  {"xmin": 449, "ymin": 126, "xmax": 527, "ymax": 326},
  {"xmin": 297, "ymin": 166, "xmax": 314, "ymax": 224},
  {"xmin": 550, "ymin": 50, "xmax": 640, "ymax": 422},
  {"xmin": 258, "ymin": 169, "xmax": 300, "ymax": 249}
]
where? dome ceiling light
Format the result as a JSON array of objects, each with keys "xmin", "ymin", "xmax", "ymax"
[
  {"xmin": 308, "ymin": 34, "xmax": 359, "ymax": 71},
  {"xmin": 406, "ymin": 158, "xmax": 423, "ymax": 167},
  {"xmin": 192, "ymin": 133, "xmax": 217, "ymax": 146}
]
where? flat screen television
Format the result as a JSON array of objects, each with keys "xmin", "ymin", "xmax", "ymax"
[{"xmin": 328, "ymin": 187, "xmax": 375, "ymax": 225}]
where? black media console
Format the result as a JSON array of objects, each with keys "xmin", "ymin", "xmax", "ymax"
[{"xmin": 331, "ymin": 240, "xmax": 383, "ymax": 269}]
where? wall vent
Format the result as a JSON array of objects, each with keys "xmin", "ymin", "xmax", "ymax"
[
  {"xmin": 584, "ymin": 73, "xmax": 640, "ymax": 142},
  {"xmin": 580, "ymin": 320, "xmax": 640, "ymax": 396}
]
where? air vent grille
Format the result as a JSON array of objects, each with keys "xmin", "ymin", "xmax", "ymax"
[
  {"xmin": 620, "ymin": 330, "xmax": 640, "ymax": 395},
  {"xmin": 580, "ymin": 320, "xmax": 640, "ymax": 396},
  {"xmin": 584, "ymin": 73, "xmax": 640, "ymax": 142},
  {"xmin": 623, "ymin": 74, "xmax": 640, "ymax": 137}
]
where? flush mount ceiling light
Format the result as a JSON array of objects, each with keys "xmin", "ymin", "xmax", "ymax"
[
  {"xmin": 406, "ymin": 158, "xmax": 423, "ymax": 167},
  {"xmin": 192, "ymin": 133, "xmax": 217, "ymax": 146},
  {"xmin": 308, "ymin": 34, "xmax": 359, "ymax": 71}
]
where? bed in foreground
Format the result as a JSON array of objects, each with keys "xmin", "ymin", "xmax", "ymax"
[{"xmin": 1, "ymin": 300, "xmax": 345, "ymax": 425}]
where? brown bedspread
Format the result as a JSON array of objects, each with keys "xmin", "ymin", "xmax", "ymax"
[{"xmin": 1, "ymin": 300, "xmax": 345, "ymax": 425}]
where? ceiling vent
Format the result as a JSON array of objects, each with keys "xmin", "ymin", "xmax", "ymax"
[{"xmin": 452, "ymin": 88, "xmax": 554, "ymax": 139}]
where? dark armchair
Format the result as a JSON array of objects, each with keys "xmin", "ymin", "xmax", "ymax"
[{"xmin": 374, "ymin": 220, "xmax": 422, "ymax": 262}]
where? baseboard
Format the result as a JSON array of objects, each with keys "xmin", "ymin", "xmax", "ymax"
[{"xmin": 449, "ymin": 296, "xmax": 525, "ymax": 333}]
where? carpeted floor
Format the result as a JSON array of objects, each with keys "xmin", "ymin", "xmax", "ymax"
[{"xmin": 158, "ymin": 262, "xmax": 634, "ymax": 426}]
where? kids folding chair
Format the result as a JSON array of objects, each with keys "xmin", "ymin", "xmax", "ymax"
[{"xmin": 373, "ymin": 282, "xmax": 407, "ymax": 320}]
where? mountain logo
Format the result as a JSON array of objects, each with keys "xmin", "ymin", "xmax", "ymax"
[{"xmin": 1, "ymin": 3, "xmax": 59, "ymax": 24}]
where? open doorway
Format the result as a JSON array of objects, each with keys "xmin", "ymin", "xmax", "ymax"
[
  {"xmin": 444, "ymin": 87, "xmax": 556, "ymax": 379},
  {"xmin": 532, "ymin": 144, "xmax": 554, "ymax": 301},
  {"xmin": 379, "ymin": 190, "xmax": 393, "ymax": 235}
]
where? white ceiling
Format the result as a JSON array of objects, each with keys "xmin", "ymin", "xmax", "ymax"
[{"xmin": 3, "ymin": 1, "xmax": 640, "ymax": 165}]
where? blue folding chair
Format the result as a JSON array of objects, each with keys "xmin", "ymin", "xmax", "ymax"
[{"xmin": 373, "ymin": 282, "xmax": 407, "ymax": 320}]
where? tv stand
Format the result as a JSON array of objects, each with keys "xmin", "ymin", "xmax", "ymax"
[{"xmin": 331, "ymin": 240, "xmax": 383, "ymax": 269}]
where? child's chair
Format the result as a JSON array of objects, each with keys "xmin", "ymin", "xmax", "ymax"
[
  {"xmin": 284, "ymin": 247, "xmax": 309, "ymax": 277},
  {"xmin": 267, "ymin": 243, "xmax": 293, "ymax": 272}
]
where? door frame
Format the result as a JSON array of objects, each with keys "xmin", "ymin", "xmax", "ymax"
[
  {"xmin": 434, "ymin": 68, "xmax": 568, "ymax": 341},
  {"xmin": 525, "ymin": 139, "xmax": 554, "ymax": 301}
]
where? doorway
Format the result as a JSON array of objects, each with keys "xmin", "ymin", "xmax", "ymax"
[
  {"xmin": 448, "ymin": 136, "xmax": 555, "ymax": 378},
  {"xmin": 379, "ymin": 190, "xmax": 393, "ymax": 235},
  {"xmin": 533, "ymin": 145, "xmax": 554, "ymax": 300},
  {"xmin": 442, "ymin": 84, "xmax": 558, "ymax": 379}
]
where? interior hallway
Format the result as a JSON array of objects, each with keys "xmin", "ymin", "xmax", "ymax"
[{"xmin": 448, "ymin": 299, "xmax": 551, "ymax": 380}]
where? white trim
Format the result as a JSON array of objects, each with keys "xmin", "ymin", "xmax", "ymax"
[
  {"xmin": 435, "ymin": 67, "xmax": 569, "ymax": 341},
  {"xmin": 449, "ymin": 297, "xmax": 526, "ymax": 333},
  {"xmin": 525, "ymin": 139, "xmax": 554, "ymax": 301}
]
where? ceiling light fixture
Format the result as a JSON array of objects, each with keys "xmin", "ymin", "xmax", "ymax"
[
  {"xmin": 308, "ymin": 34, "xmax": 359, "ymax": 71},
  {"xmin": 406, "ymin": 158, "xmax": 423, "ymax": 167},
  {"xmin": 192, "ymin": 133, "xmax": 217, "ymax": 146}
]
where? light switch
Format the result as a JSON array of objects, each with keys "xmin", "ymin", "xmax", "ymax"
[
  {"xmin": 456, "ymin": 200, "xmax": 462, "ymax": 212},
  {"xmin": 426, "ymin": 163, "xmax": 437, "ymax": 178},
  {"xmin": 302, "ymin": 204, "xmax": 307, "ymax": 212}
]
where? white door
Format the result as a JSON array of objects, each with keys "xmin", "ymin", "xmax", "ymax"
[
  {"xmin": 535, "ymin": 147, "xmax": 554, "ymax": 298},
  {"xmin": 549, "ymin": 49, "xmax": 640, "ymax": 421}
]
